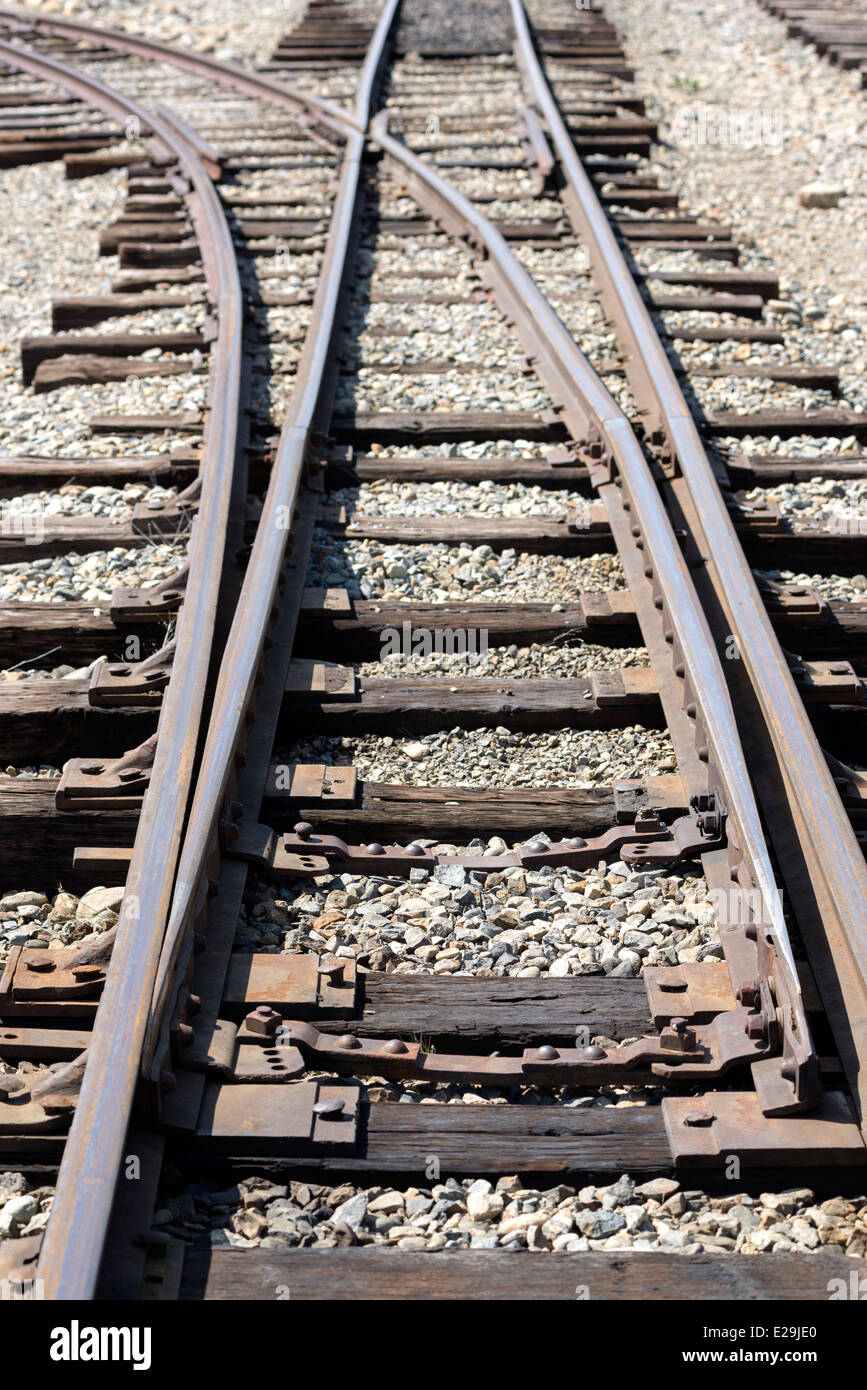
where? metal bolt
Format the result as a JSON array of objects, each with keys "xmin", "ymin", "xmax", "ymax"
[
  {"xmin": 313, "ymin": 1098, "xmax": 345, "ymax": 1119},
  {"xmin": 294, "ymin": 821, "xmax": 313, "ymax": 841},
  {"xmin": 383, "ymin": 1039, "xmax": 408, "ymax": 1054},
  {"xmin": 336, "ymin": 1034, "xmax": 362, "ymax": 1049},
  {"xmin": 245, "ymin": 1005, "xmax": 281, "ymax": 1037},
  {"xmin": 747, "ymin": 1012, "xmax": 767, "ymax": 1041},
  {"xmin": 405, "ymin": 843, "xmax": 425, "ymax": 856},
  {"xmin": 318, "ymin": 961, "xmax": 344, "ymax": 982},
  {"xmin": 366, "ymin": 843, "xmax": 385, "ymax": 856},
  {"xmin": 526, "ymin": 841, "xmax": 547, "ymax": 854},
  {"xmin": 0, "ymin": 1076, "xmax": 24, "ymax": 1101},
  {"xmin": 672, "ymin": 1017, "xmax": 696, "ymax": 1048},
  {"xmin": 578, "ymin": 1045, "xmax": 607, "ymax": 1061},
  {"xmin": 72, "ymin": 964, "xmax": 102, "ymax": 981},
  {"xmin": 536, "ymin": 1045, "xmax": 559, "ymax": 1060},
  {"xmin": 24, "ymin": 955, "xmax": 55, "ymax": 974},
  {"xmin": 565, "ymin": 836, "xmax": 587, "ymax": 848}
]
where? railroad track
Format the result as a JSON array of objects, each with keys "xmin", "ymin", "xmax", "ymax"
[
  {"xmin": 0, "ymin": 0, "xmax": 865, "ymax": 1310},
  {"xmin": 757, "ymin": 0, "xmax": 867, "ymax": 83}
]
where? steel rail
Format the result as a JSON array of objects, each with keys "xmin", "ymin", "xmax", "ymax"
[
  {"xmin": 0, "ymin": 4, "xmax": 361, "ymax": 138},
  {"xmin": 508, "ymin": 0, "xmax": 867, "ymax": 1125},
  {"xmin": 143, "ymin": 0, "xmax": 400, "ymax": 1077},
  {"xmin": 0, "ymin": 42, "xmax": 244, "ymax": 1302},
  {"xmin": 369, "ymin": 107, "xmax": 814, "ymax": 1099},
  {"xmin": 5, "ymin": 0, "xmax": 396, "ymax": 1302},
  {"xmin": 3, "ymin": 5, "xmax": 822, "ymax": 1106}
]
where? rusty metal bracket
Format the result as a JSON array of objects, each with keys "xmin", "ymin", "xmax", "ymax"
[
  {"xmin": 109, "ymin": 565, "xmax": 188, "ymax": 623},
  {"xmin": 88, "ymin": 641, "xmax": 175, "ymax": 707},
  {"xmin": 663, "ymin": 1090, "xmax": 866, "ymax": 1167},
  {"xmin": 221, "ymin": 951, "xmax": 357, "ymax": 1019},
  {"xmin": 727, "ymin": 495, "xmax": 784, "ymax": 531},
  {"xmin": 755, "ymin": 578, "xmax": 828, "ymax": 623},
  {"xmin": 55, "ymin": 734, "xmax": 157, "ymax": 810},
  {"xmin": 240, "ymin": 1007, "xmax": 767, "ymax": 1087},
  {"xmin": 131, "ymin": 479, "xmax": 200, "ymax": 535},
  {"xmin": 283, "ymin": 659, "xmax": 358, "ymax": 702},
  {"xmin": 644, "ymin": 961, "xmax": 738, "ymax": 1026},
  {"xmin": 222, "ymin": 807, "xmax": 724, "ymax": 879},
  {"xmin": 0, "ymin": 1056, "xmax": 86, "ymax": 1136},
  {"xmin": 192, "ymin": 1079, "xmax": 359, "ymax": 1154},
  {"xmin": 785, "ymin": 655, "xmax": 863, "ymax": 704},
  {"xmin": 0, "ymin": 932, "xmax": 115, "ymax": 1006}
]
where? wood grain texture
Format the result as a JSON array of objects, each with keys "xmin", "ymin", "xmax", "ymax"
[{"xmin": 180, "ymin": 1247, "xmax": 854, "ymax": 1300}]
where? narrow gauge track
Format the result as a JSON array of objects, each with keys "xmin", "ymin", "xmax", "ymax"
[{"xmin": 0, "ymin": 0, "xmax": 864, "ymax": 1303}]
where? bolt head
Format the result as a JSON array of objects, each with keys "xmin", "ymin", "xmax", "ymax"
[
  {"xmin": 536, "ymin": 1045, "xmax": 559, "ymax": 1061},
  {"xmin": 294, "ymin": 821, "xmax": 313, "ymax": 841},
  {"xmin": 336, "ymin": 1034, "xmax": 362, "ymax": 1049},
  {"xmin": 313, "ymin": 1098, "xmax": 345, "ymax": 1118},
  {"xmin": 383, "ymin": 1039, "xmax": 408, "ymax": 1054},
  {"xmin": 366, "ymin": 843, "xmax": 385, "ymax": 855},
  {"xmin": 578, "ymin": 1044, "xmax": 607, "ymax": 1061},
  {"xmin": 526, "ymin": 841, "xmax": 547, "ymax": 854},
  {"xmin": 245, "ymin": 1005, "xmax": 281, "ymax": 1036}
]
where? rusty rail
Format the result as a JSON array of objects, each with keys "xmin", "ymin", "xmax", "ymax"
[
  {"xmin": 5, "ymin": 0, "xmax": 397, "ymax": 1301},
  {"xmin": 508, "ymin": 0, "xmax": 867, "ymax": 1129},
  {"xmin": 0, "ymin": 42, "xmax": 244, "ymax": 1302},
  {"xmin": 0, "ymin": 4, "xmax": 360, "ymax": 138},
  {"xmin": 369, "ymin": 110, "xmax": 815, "ymax": 1113},
  {"xmin": 143, "ymin": 0, "xmax": 400, "ymax": 1078},
  {"xmin": 5, "ymin": 0, "xmax": 864, "ymax": 1297}
]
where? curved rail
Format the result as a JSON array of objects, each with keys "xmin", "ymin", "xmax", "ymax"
[
  {"xmin": 369, "ymin": 108, "xmax": 813, "ymax": 1095},
  {"xmin": 6, "ymin": 0, "xmax": 861, "ymax": 1297},
  {"xmin": 0, "ymin": 4, "xmax": 361, "ymax": 137},
  {"xmin": 145, "ymin": 0, "xmax": 400, "ymax": 1071},
  {"xmin": 509, "ymin": 0, "xmax": 867, "ymax": 1125},
  {"xmin": 0, "ymin": 42, "xmax": 244, "ymax": 1301},
  {"xmin": 15, "ymin": 0, "xmax": 397, "ymax": 1301}
]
